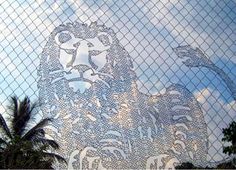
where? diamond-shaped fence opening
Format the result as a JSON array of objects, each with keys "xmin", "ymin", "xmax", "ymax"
[{"xmin": 0, "ymin": 0, "xmax": 235, "ymax": 165}]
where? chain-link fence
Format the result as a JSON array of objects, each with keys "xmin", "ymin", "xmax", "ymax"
[{"xmin": 0, "ymin": 0, "xmax": 235, "ymax": 164}]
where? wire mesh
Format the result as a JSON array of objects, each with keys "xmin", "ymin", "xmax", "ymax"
[{"xmin": 0, "ymin": 0, "xmax": 235, "ymax": 164}]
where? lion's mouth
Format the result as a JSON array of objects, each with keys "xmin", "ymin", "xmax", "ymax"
[
  {"xmin": 50, "ymin": 67, "xmax": 113, "ymax": 93},
  {"xmin": 65, "ymin": 77, "xmax": 94, "ymax": 84},
  {"xmin": 72, "ymin": 64, "xmax": 91, "ymax": 73}
]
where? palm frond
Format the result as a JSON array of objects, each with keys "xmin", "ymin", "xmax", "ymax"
[
  {"xmin": 0, "ymin": 137, "xmax": 8, "ymax": 145},
  {"xmin": 27, "ymin": 102, "xmax": 40, "ymax": 119},
  {"xmin": 42, "ymin": 152, "xmax": 67, "ymax": 164},
  {"xmin": 32, "ymin": 128, "xmax": 45, "ymax": 137},
  {"xmin": 19, "ymin": 97, "xmax": 30, "ymax": 116},
  {"xmin": 33, "ymin": 138, "xmax": 59, "ymax": 149},
  {"xmin": 10, "ymin": 96, "xmax": 18, "ymax": 118},
  {"xmin": 0, "ymin": 96, "xmax": 66, "ymax": 169},
  {"xmin": 0, "ymin": 146, "xmax": 5, "ymax": 152},
  {"xmin": 12, "ymin": 97, "xmax": 32, "ymax": 136},
  {"xmin": 0, "ymin": 114, "xmax": 12, "ymax": 139},
  {"xmin": 22, "ymin": 118, "xmax": 52, "ymax": 140}
]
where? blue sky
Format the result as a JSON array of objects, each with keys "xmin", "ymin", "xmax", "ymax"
[{"xmin": 0, "ymin": 0, "xmax": 236, "ymax": 161}]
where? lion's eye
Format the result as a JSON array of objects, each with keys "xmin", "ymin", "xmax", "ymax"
[
  {"xmin": 98, "ymin": 34, "xmax": 110, "ymax": 46},
  {"xmin": 87, "ymin": 42, "xmax": 94, "ymax": 47},
  {"xmin": 58, "ymin": 32, "xmax": 72, "ymax": 43}
]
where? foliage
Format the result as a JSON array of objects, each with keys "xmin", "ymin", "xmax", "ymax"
[
  {"xmin": 175, "ymin": 162, "xmax": 212, "ymax": 169},
  {"xmin": 175, "ymin": 162, "xmax": 196, "ymax": 169},
  {"xmin": 216, "ymin": 159, "xmax": 236, "ymax": 169},
  {"xmin": 175, "ymin": 161, "xmax": 236, "ymax": 169},
  {"xmin": 0, "ymin": 96, "xmax": 66, "ymax": 169},
  {"xmin": 176, "ymin": 121, "xmax": 236, "ymax": 169},
  {"xmin": 222, "ymin": 121, "xmax": 236, "ymax": 156}
]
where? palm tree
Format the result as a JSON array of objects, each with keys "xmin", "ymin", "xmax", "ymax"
[{"xmin": 0, "ymin": 96, "xmax": 66, "ymax": 169}]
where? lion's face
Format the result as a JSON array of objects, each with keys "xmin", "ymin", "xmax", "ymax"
[
  {"xmin": 38, "ymin": 21, "xmax": 137, "ymax": 123},
  {"xmin": 52, "ymin": 25, "xmax": 116, "ymax": 93},
  {"xmin": 38, "ymin": 21, "xmax": 136, "ymax": 112}
]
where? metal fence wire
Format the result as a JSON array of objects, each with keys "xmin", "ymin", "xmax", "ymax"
[{"xmin": 0, "ymin": 0, "xmax": 235, "ymax": 167}]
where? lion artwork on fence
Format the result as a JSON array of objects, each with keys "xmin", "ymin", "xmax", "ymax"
[{"xmin": 38, "ymin": 22, "xmax": 208, "ymax": 169}]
